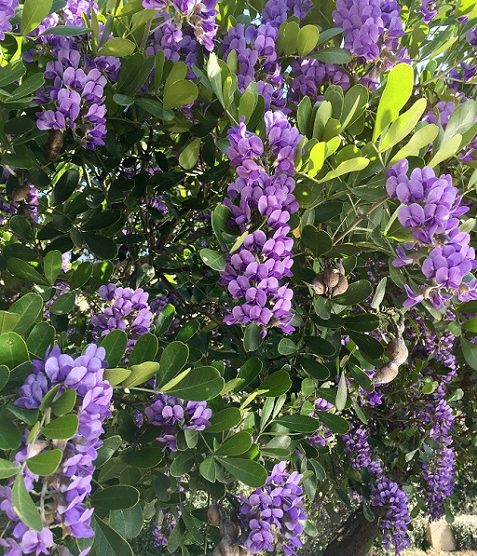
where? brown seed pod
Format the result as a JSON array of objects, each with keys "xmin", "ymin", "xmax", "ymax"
[
  {"xmin": 47, "ymin": 129, "xmax": 65, "ymax": 161},
  {"xmin": 208, "ymin": 505, "xmax": 221, "ymax": 527},
  {"xmin": 322, "ymin": 267, "xmax": 341, "ymax": 289},
  {"xmin": 312, "ymin": 274, "xmax": 326, "ymax": 295},
  {"xmin": 374, "ymin": 361, "xmax": 399, "ymax": 384},
  {"xmin": 331, "ymin": 274, "xmax": 349, "ymax": 297},
  {"xmin": 10, "ymin": 183, "xmax": 30, "ymax": 202},
  {"xmin": 385, "ymin": 337, "xmax": 408, "ymax": 366}
]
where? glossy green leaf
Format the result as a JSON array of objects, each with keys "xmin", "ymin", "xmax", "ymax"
[
  {"xmin": 27, "ymin": 449, "xmax": 62, "ymax": 476},
  {"xmin": 0, "ymin": 457, "xmax": 20, "ymax": 479},
  {"xmin": 179, "ymin": 138, "xmax": 201, "ymax": 169},
  {"xmin": 52, "ymin": 389, "xmax": 77, "ymax": 416},
  {"xmin": 0, "ymin": 332, "xmax": 30, "ymax": 369},
  {"xmin": 335, "ymin": 372, "xmax": 347, "ymax": 411},
  {"xmin": 206, "ymin": 407, "xmax": 242, "ymax": 433},
  {"xmin": 318, "ymin": 157, "xmax": 369, "ymax": 183},
  {"xmin": 99, "ymin": 330, "xmax": 128, "ymax": 368},
  {"xmin": 260, "ymin": 370, "xmax": 292, "ymax": 397},
  {"xmin": 0, "ymin": 311, "xmax": 20, "ymax": 334},
  {"xmin": 43, "ymin": 414, "xmax": 79, "ymax": 440},
  {"xmin": 170, "ymin": 451, "xmax": 195, "ymax": 477},
  {"xmin": 215, "ymin": 432, "xmax": 252, "ymax": 456},
  {"xmin": 276, "ymin": 415, "xmax": 321, "ymax": 432},
  {"xmin": 333, "ymin": 279, "xmax": 373, "ymax": 305},
  {"xmin": 307, "ymin": 142, "xmax": 326, "ymax": 177},
  {"xmin": 109, "ymin": 505, "xmax": 143, "ymax": 540},
  {"xmin": 122, "ymin": 447, "xmax": 164, "ymax": 468},
  {"xmin": 43, "ymin": 250, "xmax": 63, "ymax": 285},
  {"xmin": 10, "ymin": 293, "xmax": 44, "ymax": 335},
  {"xmin": 429, "ymin": 133, "xmax": 462, "ymax": 167},
  {"xmin": 91, "ymin": 516, "xmax": 134, "ymax": 556},
  {"xmin": 218, "ymin": 457, "xmax": 267, "ymax": 487},
  {"xmin": 164, "ymin": 366, "xmax": 224, "ymax": 401},
  {"xmin": 128, "ymin": 333, "xmax": 158, "ymax": 365},
  {"xmin": 243, "ymin": 323, "xmax": 261, "ymax": 352},
  {"xmin": 312, "ymin": 47, "xmax": 352, "ymax": 64},
  {"xmin": 200, "ymin": 248, "xmax": 226, "ymax": 271},
  {"xmin": 49, "ymin": 292, "xmax": 76, "ymax": 315},
  {"xmin": 121, "ymin": 361, "xmax": 160, "ymax": 388},
  {"xmin": 301, "ymin": 226, "xmax": 332, "ymax": 257},
  {"xmin": 98, "ymin": 38, "xmax": 136, "ymax": 57},
  {"xmin": 163, "ymin": 79, "xmax": 199, "ymax": 110},
  {"xmin": 158, "ymin": 341, "xmax": 189, "ymax": 387},
  {"xmin": 297, "ymin": 25, "xmax": 320, "ymax": 56},
  {"xmin": 316, "ymin": 412, "xmax": 349, "ymax": 433},
  {"xmin": 26, "ymin": 323, "xmax": 55, "ymax": 359},
  {"xmin": 104, "ymin": 368, "xmax": 131, "ymax": 386},
  {"xmin": 21, "ymin": 0, "xmax": 53, "ymax": 35},
  {"xmin": 12, "ymin": 475, "xmax": 42, "ymax": 531},
  {"xmin": 462, "ymin": 338, "xmax": 477, "ymax": 370},
  {"xmin": 390, "ymin": 124, "xmax": 439, "ymax": 163},
  {"xmin": 0, "ymin": 414, "xmax": 21, "ymax": 450},
  {"xmin": 7, "ymin": 258, "xmax": 49, "ymax": 286},
  {"xmin": 92, "ymin": 485, "xmax": 139, "ymax": 510},
  {"xmin": 379, "ymin": 98, "xmax": 427, "ymax": 152}
]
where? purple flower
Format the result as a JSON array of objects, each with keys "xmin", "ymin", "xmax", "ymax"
[
  {"xmin": 420, "ymin": 0, "xmax": 437, "ymax": 22},
  {"xmin": 0, "ymin": 0, "xmax": 18, "ymax": 41}
]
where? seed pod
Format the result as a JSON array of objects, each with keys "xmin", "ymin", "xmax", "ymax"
[
  {"xmin": 312, "ymin": 274, "xmax": 326, "ymax": 295},
  {"xmin": 385, "ymin": 337, "xmax": 408, "ymax": 366},
  {"xmin": 322, "ymin": 267, "xmax": 341, "ymax": 289},
  {"xmin": 47, "ymin": 129, "xmax": 65, "ymax": 161},
  {"xmin": 208, "ymin": 505, "xmax": 221, "ymax": 527},
  {"xmin": 374, "ymin": 361, "xmax": 399, "ymax": 384},
  {"xmin": 331, "ymin": 274, "xmax": 349, "ymax": 297}
]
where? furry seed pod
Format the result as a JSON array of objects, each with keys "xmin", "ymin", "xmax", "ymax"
[
  {"xmin": 331, "ymin": 274, "xmax": 349, "ymax": 297},
  {"xmin": 374, "ymin": 361, "xmax": 400, "ymax": 384},
  {"xmin": 385, "ymin": 337, "xmax": 408, "ymax": 366},
  {"xmin": 322, "ymin": 267, "xmax": 341, "ymax": 288},
  {"xmin": 312, "ymin": 274, "xmax": 326, "ymax": 295},
  {"xmin": 47, "ymin": 129, "xmax": 65, "ymax": 161},
  {"xmin": 11, "ymin": 183, "xmax": 30, "ymax": 202},
  {"xmin": 208, "ymin": 505, "xmax": 221, "ymax": 527}
]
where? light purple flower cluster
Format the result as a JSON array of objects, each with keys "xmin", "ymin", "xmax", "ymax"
[
  {"xmin": 386, "ymin": 159, "xmax": 477, "ymax": 308},
  {"xmin": 0, "ymin": 345, "xmax": 112, "ymax": 554},
  {"xmin": 420, "ymin": 0, "xmax": 437, "ymax": 23},
  {"xmin": 147, "ymin": 24, "xmax": 199, "ymax": 66},
  {"xmin": 91, "ymin": 283, "xmax": 153, "ymax": 346},
  {"xmin": 64, "ymin": 0, "xmax": 97, "ymax": 26},
  {"xmin": 0, "ymin": 0, "xmax": 18, "ymax": 40},
  {"xmin": 308, "ymin": 397, "xmax": 334, "ymax": 447},
  {"xmin": 143, "ymin": 0, "xmax": 217, "ymax": 52},
  {"xmin": 144, "ymin": 394, "xmax": 212, "ymax": 451},
  {"xmin": 262, "ymin": 0, "xmax": 312, "ymax": 28},
  {"xmin": 289, "ymin": 59, "xmax": 350, "ymax": 102},
  {"xmin": 342, "ymin": 425, "xmax": 410, "ymax": 554},
  {"xmin": 333, "ymin": 0, "xmax": 404, "ymax": 61},
  {"xmin": 239, "ymin": 462, "xmax": 307, "ymax": 556},
  {"xmin": 37, "ymin": 47, "xmax": 108, "ymax": 149},
  {"xmin": 220, "ymin": 111, "xmax": 300, "ymax": 334}
]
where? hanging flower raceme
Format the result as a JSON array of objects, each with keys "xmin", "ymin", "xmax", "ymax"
[
  {"xmin": 36, "ymin": 46, "xmax": 108, "ymax": 149},
  {"xmin": 0, "ymin": 0, "xmax": 18, "ymax": 40},
  {"xmin": 308, "ymin": 397, "xmax": 334, "ymax": 447},
  {"xmin": 90, "ymin": 283, "xmax": 153, "ymax": 347},
  {"xmin": 0, "ymin": 345, "xmax": 112, "ymax": 554},
  {"xmin": 220, "ymin": 111, "xmax": 301, "ymax": 334},
  {"xmin": 142, "ymin": 394, "xmax": 212, "ymax": 451},
  {"xmin": 238, "ymin": 461, "xmax": 307, "ymax": 556},
  {"xmin": 386, "ymin": 159, "xmax": 477, "ymax": 308}
]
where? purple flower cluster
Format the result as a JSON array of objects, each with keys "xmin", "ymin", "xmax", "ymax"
[
  {"xmin": 143, "ymin": 0, "xmax": 217, "ymax": 52},
  {"xmin": 333, "ymin": 0, "xmax": 404, "ymax": 61},
  {"xmin": 220, "ymin": 111, "xmax": 300, "ymax": 334},
  {"xmin": 144, "ymin": 394, "xmax": 212, "ymax": 451},
  {"xmin": 239, "ymin": 462, "xmax": 307, "ymax": 555},
  {"xmin": 420, "ymin": 0, "xmax": 437, "ymax": 23},
  {"xmin": 0, "ymin": 0, "xmax": 18, "ymax": 40},
  {"xmin": 289, "ymin": 58, "xmax": 350, "ymax": 102},
  {"xmin": 91, "ymin": 283, "xmax": 153, "ymax": 346},
  {"xmin": 262, "ymin": 0, "xmax": 312, "ymax": 28},
  {"xmin": 37, "ymin": 47, "xmax": 108, "ymax": 149},
  {"xmin": 386, "ymin": 159, "xmax": 477, "ymax": 308},
  {"xmin": 147, "ymin": 24, "xmax": 199, "ymax": 66},
  {"xmin": 0, "ymin": 179, "xmax": 39, "ymax": 225},
  {"xmin": 308, "ymin": 397, "xmax": 334, "ymax": 447},
  {"xmin": 370, "ymin": 475, "xmax": 411, "ymax": 554},
  {"xmin": 64, "ymin": 0, "xmax": 97, "ymax": 26},
  {"xmin": 0, "ymin": 345, "xmax": 112, "ymax": 554}
]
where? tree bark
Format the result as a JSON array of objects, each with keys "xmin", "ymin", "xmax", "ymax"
[{"xmin": 322, "ymin": 509, "xmax": 380, "ymax": 556}]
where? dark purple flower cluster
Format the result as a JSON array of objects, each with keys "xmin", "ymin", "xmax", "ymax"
[
  {"xmin": 370, "ymin": 475, "xmax": 411, "ymax": 554},
  {"xmin": 91, "ymin": 283, "xmax": 153, "ymax": 346},
  {"xmin": 37, "ymin": 47, "xmax": 108, "ymax": 149},
  {"xmin": 262, "ymin": 0, "xmax": 312, "ymax": 28},
  {"xmin": 239, "ymin": 461, "xmax": 307, "ymax": 555},
  {"xmin": 333, "ymin": 0, "xmax": 404, "ymax": 61},
  {"xmin": 420, "ymin": 0, "xmax": 437, "ymax": 23},
  {"xmin": 467, "ymin": 26, "xmax": 477, "ymax": 46},
  {"xmin": 220, "ymin": 111, "xmax": 300, "ymax": 334},
  {"xmin": 144, "ymin": 394, "xmax": 212, "ymax": 451},
  {"xmin": 147, "ymin": 24, "xmax": 199, "ymax": 66},
  {"xmin": 0, "ymin": 345, "xmax": 112, "ymax": 554},
  {"xmin": 143, "ymin": 0, "xmax": 217, "ymax": 52},
  {"xmin": 386, "ymin": 159, "xmax": 477, "ymax": 308},
  {"xmin": 0, "ymin": 0, "xmax": 18, "ymax": 40},
  {"xmin": 289, "ymin": 58, "xmax": 350, "ymax": 102},
  {"xmin": 308, "ymin": 397, "xmax": 334, "ymax": 447},
  {"xmin": 152, "ymin": 510, "xmax": 179, "ymax": 547}
]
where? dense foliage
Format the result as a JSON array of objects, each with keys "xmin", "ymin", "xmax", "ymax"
[{"xmin": 0, "ymin": 0, "xmax": 476, "ymax": 555}]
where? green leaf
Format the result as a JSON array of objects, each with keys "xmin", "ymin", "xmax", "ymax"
[
  {"xmin": 99, "ymin": 330, "xmax": 128, "ymax": 368},
  {"xmin": 52, "ymin": 389, "xmax": 77, "ymax": 416},
  {"xmin": 40, "ymin": 24, "xmax": 90, "ymax": 36},
  {"xmin": 312, "ymin": 47, "xmax": 352, "ymax": 64},
  {"xmin": 304, "ymin": 336, "xmax": 336, "ymax": 357},
  {"xmin": 95, "ymin": 435, "xmax": 122, "ymax": 468},
  {"xmin": 164, "ymin": 366, "xmax": 224, "ymax": 401},
  {"xmin": 53, "ymin": 169, "xmax": 80, "ymax": 205},
  {"xmin": 92, "ymin": 486, "xmax": 139, "ymax": 510},
  {"xmin": 335, "ymin": 372, "xmax": 347, "ymax": 411},
  {"xmin": 10, "ymin": 293, "xmax": 44, "ymax": 335},
  {"xmin": 21, "ymin": 0, "xmax": 53, "ymax": 35},
  {"xmin": 43, "ymin": 250, "xmax": 63, "ymax": 285},
  {"xmin": 278, "ymin": 338, "xmax": 297, "ymax": 356},
  {"xmin": 379, "ymin": 98, "xmax": 427, "ymax": 152},
  {"xmin": 92, "ymin": 516, "xmax": 134, "ymax": 556},
  {"xmin": 212, "ymin": 204, "xmax": 231, "ymax": 246},
  {"xmin": 0, "ymin": 311, "xmax": 20, "ymax": 334},
  {"xmin": 390, "ymin": 124, "xmax": 439, "ymax": 163},
  {"xmin": 70, "ymin": 261, "xmax": 93, "ymax": 289},
  {"xmin": 349, "ymin": 331, "xmax": 384, "ymax": 358},
  {"xmin": 0, "ymin": 62, "xmax": 26, "ymax": 88},
  {"xmin": 276, "ymin": 415, "xmax": 321, "ymax": 432},
  {"xmin": 370, "ymin": 277, "xmax": 387, "ymax": 310},
  {"xmin": 122, "ymin": 447, "xmax": 164, "ymax": 468},
  {"xmin": 441, "ymin": 100, "xmax": 477, "ymax": 146},
  {"xmin": 12, "ymin": 475, "xmax": 42, "ymax": 531},
  {"xmin": 0, "ymin": 414, "xmax": 21, "ymax": 449},
  {"xmin": 463, "ymin": 317, "xmax": 477, "ymax": 333},
  {"xmin": 238, "ymin": 82, "xmax": 258, "ymax": 123},
  {"xmin": 43, "ymin": 414, "xmax": 79, "ymax": 440},
  {"xmin": 316, "ymin": 412, "xmax": 349, "ymax": 433},
  {"xmin": 199, "ymin": 456, "xmax": 217, "ymax": 482},
  {"xmin": 128, "ymin": 333, "xmax": 158, "ymax": 365},
  {"xmin": 0, "ymin": 457, "xmax": 20, "ymax": 479},
  {"xmin": 297, "ymin": 25, "xmax": 320, "ymax": 56},
  {"xmin": 117, "ymin": 52, "xmax": 155, "ymax": 95},
  {"xmin": 98, "ymin": 37, "xmax": 136, "ymax": 57},
  {"xmin": 170, "ymin": 451, "xmax": 195, "ymax": 477},
  {"xmin": 0, "ymin": 332, "xmax": 30, "ymax": 369},
  {"xmin": 27, "ymin": 449, "xmax": 62, "ymax": 476},
  {"xmin": 104, "ymin": 368, "xmax": 131, "ymax": 386},
  {"xmin": 373, "ymin": 63, "xmax": 414, "ymax": 141},
  {"xmin": 109, "ymin": 505, "xmax": 143, "ymax": 540},
  {"xmin": 158, "ymin": 341, "xmax": 189, "ymax": 387},
  {"xmin": 218, "ymin": 458, "xmax": 267, "ymax": 487},
  {"xmin": 243, "ymin": 323, "xmax": 262, "ymax": 352},
  {"xmin": 341, "ymin": 85, "xmax": 369, "ymax": 130},
  {"xmin": 206, "ymin": 408, "xmax": 242, "ymax": 433},
  {"xmin": 333, "ymin": 279, "xmax": 372, "ymax": 305},
  {"xmin": 200, "ymin": 248, "xmax": 226, "ymax": 271},
  {"xmin": 26, "ymin": 323, "xmax": 55, "ymax": 359},
  {"xmin": 278, "ymin": 21, "xmax": 300, "ymax": 56},
  {"xmin": 215, "ymin": 432, "xmax": 252, "ymax": 456},
  {"xmin": 299, "ymin": 356, "xmax": 330, "ymax": 380},
  {"xmin": 163, "ymin": 79, "xmax": 199, "ymax": 110},
  {"xmin": 318, "ymin": 157, "xmax": 369, "ymax": 183},
  {"xmin": 307, "ymin": 142, "xmax": 326, "ymax": 177},
  {"xmin": 179, "ymin": 138, "xmax": 201, "ymax": 170},
  {"xmin": 122, "ymin": 361, "xmax": 160, "ymax": 388},
  {"xmin": 49, "ymin": 292, "xmax": 76, "ymax": 315},
  {"xmin": 83, "ymin": 234, "xmax": 118, "ymax": 259},
  {"xmin": 7, "ymin": 258, "xmax": 49, "ymax": 286},
  {"xmin": 462, "ymin": 338, "xmax": 477, "ymax": 370},
  {"xmin": 0, "ymin": 365, "xmax": 9, "ymax": 393},
  {"xmin": 260, "ymin": 370, "xmax": 292, "ymax": 397},
  {"xmin": 429, "ymin": 133, "xmax": 462, "ymax": 168},
  {"xmin": 301, "ymin": 226, "xmax": 332, "ymax": 256},
  {"xmin": 297, "ymin": 96, "xmax": 312, "ymax": 136},
  {"xmin": 206, "ymin": 53, "xmax": 225, "ymax": 107}
]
